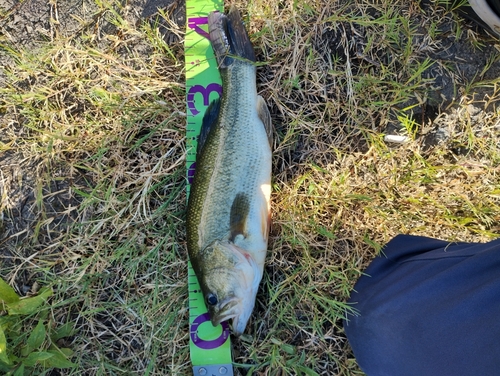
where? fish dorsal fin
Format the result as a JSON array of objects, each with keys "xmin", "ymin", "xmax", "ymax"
[
  {"xmin": 257, "ymin": 95, "xmax": 273, "ymax": 148},
  {"xmin": 197, "ymin": 98, "xmax": 221, "ymax": 157},
  {"xmin": 230, "ymin": 192, "xmax": 250, "ymax": 241}
]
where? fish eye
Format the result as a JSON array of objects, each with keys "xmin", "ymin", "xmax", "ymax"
[{"xmin": 206, "ymin": 293, "xmax": 218, "ymax": 306}]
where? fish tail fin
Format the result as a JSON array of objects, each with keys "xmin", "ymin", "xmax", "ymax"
[{"xmin": 208, "ymin": 7, "xmax": 256, "ymax": 69}]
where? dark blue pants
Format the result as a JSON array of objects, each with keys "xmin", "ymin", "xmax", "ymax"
[{"xmin": 344, "ymin": 234, "xmax": 500, "ymax": 376}]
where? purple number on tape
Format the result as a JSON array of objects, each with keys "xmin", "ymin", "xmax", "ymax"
[
  {"xmin": 187, "ymin": 83, "xmax": 222, "ymax": 116},
  {"xmin": 188, "ymin": 17, "xmax": 210, "ymax": 39},
  {"xmin": 190, "ymin": 313, "xmax": 230, "ymax": 350}
]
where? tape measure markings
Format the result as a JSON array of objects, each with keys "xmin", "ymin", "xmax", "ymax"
[{"xmin": 185, "ymin": 0, "xmax": 233, "ymax": 374}]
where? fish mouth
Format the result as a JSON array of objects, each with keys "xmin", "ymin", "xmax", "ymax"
[
  {"xmin": 210, "ymin": 297, "xmax": 241, "ymax": 327},
  {"xmin": 210, "ymin": 296, "xmax": 252, "ymax": 336}
]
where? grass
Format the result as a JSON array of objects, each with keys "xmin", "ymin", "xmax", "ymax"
[{"xmin": 0, "ymin": 0, "xmax": 499, "ymax": 375}]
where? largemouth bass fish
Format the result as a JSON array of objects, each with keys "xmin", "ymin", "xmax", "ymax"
[{"xmin": 186, "ymin": 7, "xmax": 272, "ymax": 336}]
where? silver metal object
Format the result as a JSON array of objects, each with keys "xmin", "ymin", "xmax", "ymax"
[{"xmin": 193, "ymin": 364, "xmax": 234, "ymax": 376}]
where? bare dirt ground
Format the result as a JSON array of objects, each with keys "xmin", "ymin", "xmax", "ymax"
[{"xmin": 0, "ymin": 0, "xmax": 175, "ymax": 269}]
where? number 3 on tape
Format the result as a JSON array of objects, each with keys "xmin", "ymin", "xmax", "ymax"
[{"xmin": 185, "ymin": 0, "xmax": 234, "ymax": 375}]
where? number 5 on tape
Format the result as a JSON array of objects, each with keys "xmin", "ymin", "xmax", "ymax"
[{"xmin": 185, "ymin": 0, "xmax": 233, "ymax": 375}]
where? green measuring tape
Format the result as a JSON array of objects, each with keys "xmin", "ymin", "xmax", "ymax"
[{"xmin": 185, "ymin": 1, "xmax": 234, "ymax": 375}]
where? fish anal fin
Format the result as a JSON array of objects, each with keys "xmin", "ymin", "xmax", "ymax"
[
  {"xmin": 257, "ymin": 95, "xmax": 273, "ymax": 148},
  {"xmin": 261, "ymin": 205, "xmax": 271, "ymax": 244}
]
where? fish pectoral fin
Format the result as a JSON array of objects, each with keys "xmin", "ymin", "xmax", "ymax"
[
  {"xmin": 230, "ymin": 192, "xmax": 250, "ymax": 241},
  {"xmin": 257, "ymin": 95, "xmax": 273, "ymax": 148},
  {"xmin": 198, "ymin": 97, "xmax": 221, "ymax": 157}
]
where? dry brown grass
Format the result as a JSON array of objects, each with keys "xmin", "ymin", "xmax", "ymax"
[{"xmin": 0, "ymin": 0, "xmax": 499, "ymax": 374}]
